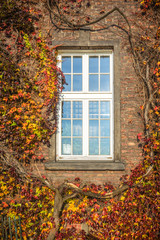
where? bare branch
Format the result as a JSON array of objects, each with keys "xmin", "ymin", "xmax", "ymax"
[
  {"xmin": 47, "ymin": 2, "xmax": 131, "ymax": 36},
  {"xmin": 64, "ymin": 165, "xmax": 153, "ymax": 200},
  {"xmin": 47, "ymin": 0, "xmax": 75, "ymax": 29}
]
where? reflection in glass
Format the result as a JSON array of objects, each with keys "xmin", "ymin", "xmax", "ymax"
[
  {"xmin": 89, "ymin": 120, "xmax": 99, "ymax": 136},
  {"xmin": 73, "ymin": 120, "xmax": 82, "ymax": 136},
  {"xmin": 100, "ymin": 138, "xmax": 110, "ymax": 155},
  {"xmin": 89, "ymin": 101, "xmax": 98, "ymax": 119},
  {"xmin": 100, "ymin": 74, "xmax": 110, "ymax": 91},
  {"xmin": 63, "ymin": 74, "xmax": 71, "ymax": 91},
  {"xmin": 89, "ymin": 74, "xmax": 98, "ymax": 91},
  {"xmin": 100, "ymin": 120, "xmax": 110, "ymax": 137},
  {"xmin": 73, "ymin": 138, "xmax": 82, "ymax": 155},
  {"xmin": 73, "ymin": 75, "xmax": 82, "ymax": 91},
  {"xmin": 62, "ymin": 120, "xmax": 71, "ymax": 136},
  {"xmin": 73, "ymin": 57, "xmax": 82, "ymax": 73},
  {"xmin": 62, "ymin": 138, "xmax": 71, "ymax": 155},
  {"xmin": 100, "ymin": 56, "xmax": 110, "ymax": 73},
  {"xmin": 62, "ymin": 56, "xmax": 71, "ymax": 73},
  {"xmin": 62, "ymin": 101, "xmax": 71, "ymax": 118},
  {"xmin": 89, "ymin": 56, "xmax": 98, "ymax": 73},
  {"xmin": 73, "ymin": 101, "xmax": 82, "ymax": 118},
  {"xmin": 89, "ymin": 138, "xmax": 99, "ymax": 155},
  {"xmin": 100, "ymin": 101, "xmax": 110, "ymax": 118}
]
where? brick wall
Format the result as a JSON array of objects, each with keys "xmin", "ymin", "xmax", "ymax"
[{"xmin": 32, "ymin": 0, "xmax": 144, "ymax": 187}]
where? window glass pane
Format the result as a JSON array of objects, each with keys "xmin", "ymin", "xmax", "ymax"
[
  {"xmin": 62, "ymin": 120, "xmax": 71, "ymax": 136},
  {"xmin": 89, "ymin": 74, "xmax": 98, "ymax": 91},
  {"xmin": 100, "ymin": 138, "xmax": 110, "ymax": 155},
  {"xmin": 89, "ymin": 120, "xmax": 99, "ymax": 136},
  {"xmin": 89, "ymin": 101, "xmax": 98, "ymax": 119},
  {"xmin": 100, "ymin": 74, "xmax": 110, "ymax": 91},
  {"xmin": 62, "ymin": 56, "xmax": 71, "ymax": 73},
  {"xmin": 73, "ymin": 56, "xmax": 82, "ymax": 73},
  {"xmin": 100, "ymin": 120, "xmax": 110, "ymax": 137},
  {"xmin": 73, "ymin": 101, "xmax": 82, "ymax": 118},
  {"xmin": 62, "ymin": 101, "xmax": 71, "ymax": 118},
  {"xmin": 60, "ymin": 53, "xmax": 112, "ymax": 158},
  {"xmin": 63, "ymin": 74, "xmax": 71, "ymax": 91},
  {"xmin": 89, "ymin": 138, "xmax": 99, "ymax": 155},
  {"xmin": 100, "ymin": 101, "xmax": 110, "ymax": 119},
  {"xmin": 73, "ymin": 75, "xmax": 82, "ymax": 91},
  {"xmin": 73, "ymin": 120, "xmax": 82, "ymax": 136},
  {"xmin": 89, "ymin": 56, "xmax": 98, "ymax": 73},
  {"xmin": 73, "ymin": 138, "xmax": 82, "ymax": 155},
  {"xmin": 100, "ymin": 56, "xmax": 110, "ymax": 73},
  {"xmin": 62, "ymin": 138, "xmax": 71, "ymax": 155}
]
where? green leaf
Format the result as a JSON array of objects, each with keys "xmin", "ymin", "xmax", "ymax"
[{"xmin": 11, "ymin": 121, "xmax": 17, "ymax": 126}]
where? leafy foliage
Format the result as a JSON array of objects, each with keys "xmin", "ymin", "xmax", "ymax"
[
  {"xmin": 140, "ymin": 0, "xmax": 160, "ymax": 13},
  {"xmin": 0, "ymin": 0, "xmax": 160, "ymax": 240},
  {"xmin": 0, "ymin": 163, "xmax": 55, "ymax": 239},
  {"xmin": 0, "ymin": 0, "xmax": 64, "ymax": 163},
  {"xmin": 1, "ymin": 157, "xmax": 159, "ymax": 239},
  {"xmin": 57, "ymin": 166, "xmax": 160, "ymax": 239}
]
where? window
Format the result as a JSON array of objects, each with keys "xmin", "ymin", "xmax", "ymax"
[{"xmin": 57, "ymin": 50, "xmax": 114, "ymax": 161}]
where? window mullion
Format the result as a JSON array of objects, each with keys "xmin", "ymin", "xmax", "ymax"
[
  {"xmin": 71, "ymin": 56, "xmax": 73, "ymax": 91},
  {"xmin": 98, "ymin": 56, "xmax": 100, "ymax": 92},
  {"xmin": 110, "ymin": 99, "xmax": 113, "ymax": 158},
  {"xmin": 83, "ymin": 54, "xmax": 88, "ymax": 92},
  {"xmin": 71, "ymin": 101, "xmax": 73, "ymax": 155},
  {"xmin": 83, "ymin": 54, "xmax": 88, "ymax": 156},
  {"xmin": 110, "ymin": 53, "xmax": 113, "ymax": 93},
  {"xmin": 59, "ymin": 101, "xmax": 62, "ymax": 156},
  {"xmin": 83, "ymin": 100, "xmax": 88, "ymax": 156},
  {"xmin": 98, "ymin": 57, "xmax": 100, "ymax": 154}
]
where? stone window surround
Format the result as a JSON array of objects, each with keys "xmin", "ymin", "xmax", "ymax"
[{"xmin": 45, "ymin": 32, "xmax": 124, "ymax": 171}]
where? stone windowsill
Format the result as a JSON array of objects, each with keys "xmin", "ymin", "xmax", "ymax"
[{"xmin": 45, "ymin": 161, "xmax": 125, "ymax": 171}]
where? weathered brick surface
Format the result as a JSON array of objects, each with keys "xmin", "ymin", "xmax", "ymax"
[{"xmin": 33, "ymin": 0, "xmax": 144, "ymax": 187}]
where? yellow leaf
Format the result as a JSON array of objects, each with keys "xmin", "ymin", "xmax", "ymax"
[
  {"xmin": 107, "ymin": 206, "xmax": 112, "ymax": 211},
  {"xmin": 120, "ymin": 196, "xmax": 125, "ymax": 201}
]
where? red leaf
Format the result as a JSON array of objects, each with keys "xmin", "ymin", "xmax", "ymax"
[{"xmin": 2, "ymin": 202, "xmax": 9, "ymax": 208}]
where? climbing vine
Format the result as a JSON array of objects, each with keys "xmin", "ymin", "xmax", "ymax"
[
  {"xmin": 0, "ymin": 0, "xmax": 64, "ymax": 164},
  {"xmin": 0, "ymin": 0, "xmax": 160, "ymax": 240}
]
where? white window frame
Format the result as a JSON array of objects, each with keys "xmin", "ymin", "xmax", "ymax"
[{"xmin": 57, "ymin": 50, "xmax": 114, "ymax": 161}]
